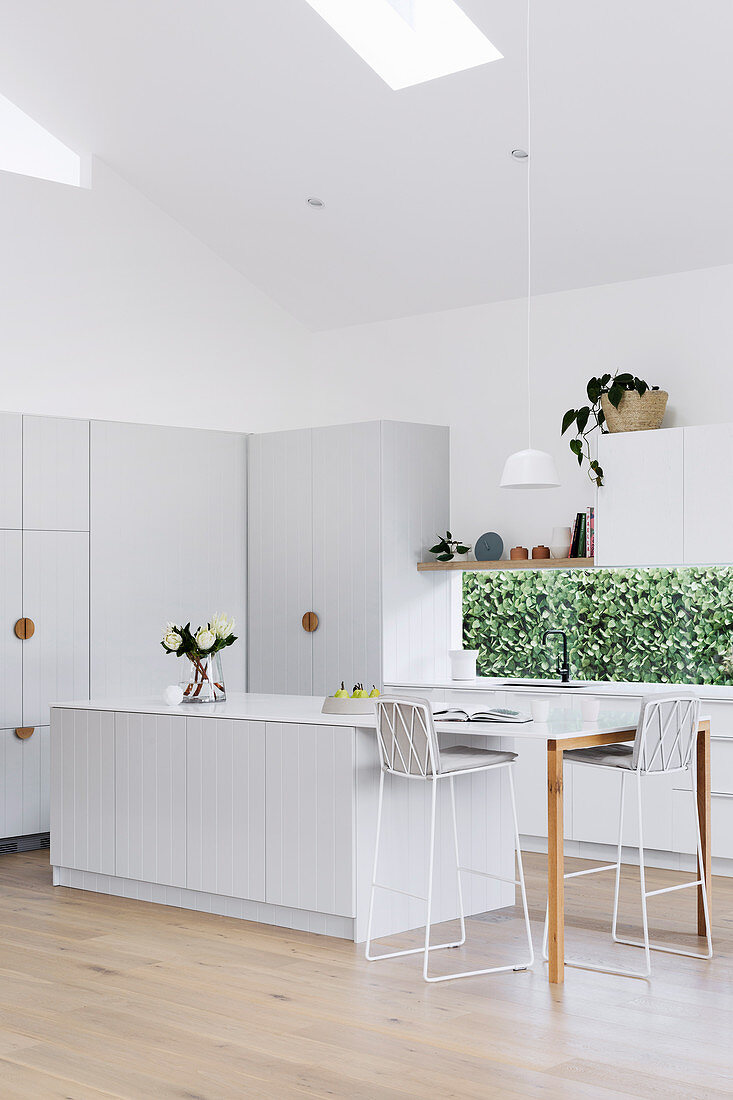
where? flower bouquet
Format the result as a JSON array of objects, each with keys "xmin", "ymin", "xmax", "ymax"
[{"xmin": 162, "ymin": 614, "xmax": 237, "ymax": 703}]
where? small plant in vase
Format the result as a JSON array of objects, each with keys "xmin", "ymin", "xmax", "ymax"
[
  {"xmin": 429, "ymin": 531, "xmax": 471, "ymax": 562},
  {"xmin": 162, "ymin": 613, "xmax": 237, "ymax": 702}
]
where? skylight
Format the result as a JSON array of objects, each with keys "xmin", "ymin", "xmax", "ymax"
[
  {"xmin": 303, "ymin": 0, "xmax": 502, "ymax": 90},
  {"xmin": 0, "ymin": 94, "xmax": 82, "ymax": 187}
]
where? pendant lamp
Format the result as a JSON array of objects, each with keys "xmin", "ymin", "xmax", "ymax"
[{"xmin": 500, "ymin": 0, "xmax": 559, "ymax": 490}]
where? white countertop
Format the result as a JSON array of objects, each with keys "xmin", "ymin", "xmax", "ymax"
[
  {"xmin": 52, "ymin": 691, "xmax": 650, "ymax": 743},
  {"xmin": 385, "ymin": 676, "xmax": 733, "ymax": 701}
]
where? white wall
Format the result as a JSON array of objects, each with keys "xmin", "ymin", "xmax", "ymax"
[
  {"xmin": 299, "ymin": 264, "xmax": 733, "ymax": 554},
  {"xmin": 0, "ymin": 159, "xmax": 306, "ymax": 429},
  {"xmin": 2, "ymin": 156, "xmax": 731, "ymax": 558}
]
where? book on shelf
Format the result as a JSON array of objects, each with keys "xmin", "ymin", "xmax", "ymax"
[
  {"xmin": 586, "ymin": 505, "xmax": 595, "ymax": 559},
  {"xmin": 433, "ymin": 706, "xmax": 532, "ymax": 724}
]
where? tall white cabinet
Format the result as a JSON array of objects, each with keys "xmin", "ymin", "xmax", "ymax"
[
  {"xmin": 248, "ymin": 420, "xmax": 452, "ymax": 695},
  {"xmin": 0, "ymin": 414, "xmax": 89, "ymax": 849}
]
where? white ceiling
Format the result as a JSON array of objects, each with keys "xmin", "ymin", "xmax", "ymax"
[{"xmin": 1, "ymin": 0, "xmax": 732, "ymax": 330}]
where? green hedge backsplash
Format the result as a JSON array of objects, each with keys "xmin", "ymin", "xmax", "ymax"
[{"xmin": 463, "ymin": 567, "xmax": 733, "ymax": 685}]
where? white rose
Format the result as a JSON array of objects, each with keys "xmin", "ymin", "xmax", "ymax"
[
  {"xmin": 163, "ymin": 629, "xmax": 182, "ymax": 652},
  {"xmin": 196, "ymin": 628, "xmax": 216, "ymax": 652},
  {"xmin": 211, "ymin": 613, "xmax": 235, "ymax": 640}
]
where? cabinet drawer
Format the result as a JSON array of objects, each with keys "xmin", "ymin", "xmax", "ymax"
[
  {"xmin": 699, "ymin": 703, "xmax": 733, "ymax": 735},
  {"xmin": 674, "ymin": 738, "xmax": 733, "ymax": 796},
  {"xmin": 672, "ymin": 789, "xmax": 733, "ymax": 859}
]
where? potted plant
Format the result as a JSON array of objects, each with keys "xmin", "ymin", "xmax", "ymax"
[
  {"xmin": 561, "ymin": 373, "xmax": 668, "ymax": 486},
  {"xmin": 429, "ymin": 531, "xmax": 471, "ymax": 562}
]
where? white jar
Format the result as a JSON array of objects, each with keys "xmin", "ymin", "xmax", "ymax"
[
  {"xmin": 550, "ymin": 526, "xmax": 572, "ymax": 558},
  {"xmin": 448, "ymin": 649, "xmax": 479, "ymax": 680}
]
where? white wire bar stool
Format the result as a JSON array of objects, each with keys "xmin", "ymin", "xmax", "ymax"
[
  {"xmin": 542, "ymin": 693, "xmax": 713, "ymax": 978},
  {"xmin": 366, "ymin": 696, "xmax": 534, "ymax": 982}
]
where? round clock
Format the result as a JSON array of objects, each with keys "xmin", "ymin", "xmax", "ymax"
[{"xmin": 474, "ymin": 531, "xmax": 503, "ymax": 562}]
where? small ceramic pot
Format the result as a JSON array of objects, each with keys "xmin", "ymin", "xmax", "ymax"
[
  {"xmin": 510, "ymin": 546, "xmax": 529, "ymax": 560},
  {"xmin": 550, "ymin": 527, "xmax": 572, "ymax": 559},
  {"xmin": 532, "ymin": 545, "xmax": 550, "ymax": 559}
]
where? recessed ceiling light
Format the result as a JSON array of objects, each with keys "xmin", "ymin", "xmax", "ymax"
[
  {"xmin": 307, "ymin": 196, "xmax": 325, "ymax": 208},
  {"xmin": 511, "ymin": 148, "xmax": 529, "ymax": 159},
  {"xmin": 302, "ymin": 0, "xmax": 503, "ymax": 91}
]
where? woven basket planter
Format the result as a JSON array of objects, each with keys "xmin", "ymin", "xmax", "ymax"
[{"xmin": 601, "ymin": 390, "xmax": 668, "ymax": 433}]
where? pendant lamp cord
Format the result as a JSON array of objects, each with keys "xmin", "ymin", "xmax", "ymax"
[{"xmin": 526, "ymin": 0, "xmax": 533, "ymax": 449}]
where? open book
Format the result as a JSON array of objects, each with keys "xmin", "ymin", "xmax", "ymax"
[{"xmin": 433, "ymin": 706, "xmax": 531, "ymax": 724}]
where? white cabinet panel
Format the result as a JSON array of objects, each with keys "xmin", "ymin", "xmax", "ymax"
[
  {"xmin": 571, "ymin": 766, "xmax": 676, "ymax": 851},
  {"xmin": 596, "ymin": 428, "xmax": 684, "ymax": 566},
  {"xmin": 0, "ymin": 531, "xmax": 23, "ymax": 729},
  {"xmin": 22, "ymin": 531, "xmax": 89, "ymax": 729},
  {"xmin": 312, "ymin": 422, "xmax": 381, "ymax": 696},
  {"xmin": 514, "ymin": 738, "xmax": 573, "ymax": 839},
  {"xmin": 683, "ymin": 424, "xmax": 733, "ymax": 563},
  {"xmin": 91, "ymin": 421, "xmax": 246, "ymax": 699},
  {"xmin": 248, "ymin": 429, "xmax": 313, "ymax": 694},
  {"xmin": 672, "ymin": 789, "xmax": 733, "ymax": 860},
  {"xmin": 0, "ymin": 726, "xmax": 49, "ymax": 838},
  {"xmin": 115, "ymin": 712, "xmax": 186, "ymax": 887},
  {"xmin": 0, "ymin": 413, "xmax": 22, "ymax": 529},
  {"xmin": 23, "ymin": 416, "xmax": 89, "ymax": 531},
  {"xmin": 50, "ymin": 708, "xmax": 115, "ymax": 873},
  {"xmin": 265, "ymin": 722, "xmax": 355, "ymax": 916},
  {"xmin": 186, "ymin": 718, "xmax": 266, "ymax": 901}
]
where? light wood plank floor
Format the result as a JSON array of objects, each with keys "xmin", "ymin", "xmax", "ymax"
[{"xmin": 0, "ymin": 850, "xmax": 731, "ymax": 1099}]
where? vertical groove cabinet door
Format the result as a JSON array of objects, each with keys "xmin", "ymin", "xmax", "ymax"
[
  {"xmin": 50, "ymin": 709, "xmax": 115, "ymax": 873},
  {"xmin": 265, "ymin": 723, "xmax": 355, "ymax": 916},
  {"xmin": 0, "ymin": 531, "xmax": 23, "ymax": 729},
  {"xmin": 22, "ymin": 531, "xmax": 90, "ymax": 730},
  {"xmin": 114, "ymin": 712, "xmax": 187, "ymax": 888},
  {"xmin": 311, "ymin": 423, "xmax": 381, "ymax": 696},
  {"xmin": 0, "ymin": 726, "xmax": 49, "ymax": 839},
  {"xmin": 248, "ymin": 430, "xmax": 313, "ymax": 695},
  {"xmin": 22, "ymin": 416, "xmax": 89, "ymax": 531},
  {"xmin": 90, "ymin": 421, "xmax": 247, "ymax": 700},
  {"xmin": 0, "ymin": 413, "xmax": 22, "ymax": 529},
  {"xmin": 186, "ymin": 718, "xmax": 266, "ymax": 901}
]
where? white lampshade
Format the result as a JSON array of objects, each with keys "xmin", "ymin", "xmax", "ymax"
[{"xmin": 500, "ymin": 448, "xmax": 560, "ymax": 489}]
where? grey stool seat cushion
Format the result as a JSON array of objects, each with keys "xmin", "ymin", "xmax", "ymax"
[
  {"xmin": 439, "ymin": 745, "xmax": 517, "ymax": 773},
  {"xmin": 564, "ymin": 744, "xmax": 635, "ymax": 769}
]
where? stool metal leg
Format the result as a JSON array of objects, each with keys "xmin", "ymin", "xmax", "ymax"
[{"xmin": 449, "ymin": 775, "xmax": 467, "ymax": 948}]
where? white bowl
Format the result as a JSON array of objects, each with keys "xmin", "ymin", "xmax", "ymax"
[{"xmin": 321, "ymin": 696, "xmax": 377, "ymax": 715}]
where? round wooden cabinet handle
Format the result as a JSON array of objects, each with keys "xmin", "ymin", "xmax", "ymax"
[
  {"xmin": 14, "ymin": 617, "xmax": 35, "ymax": 640},
  {"xmin": 15, "ymin": 728, "xmax": 34, "ymax": 740},
  {"xmin": 302, "ymin": 611, "xmax": 319, "ymax": 633}
]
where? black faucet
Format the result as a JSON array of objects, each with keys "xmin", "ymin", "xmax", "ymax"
[{"xmin": 543, "ymin": 629, "xmax": 570, "ymax": 682}]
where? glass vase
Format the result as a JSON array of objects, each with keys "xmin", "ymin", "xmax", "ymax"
[{"xmin": 182, "ymin": 652, "xmax": 226, "ymax": 703}]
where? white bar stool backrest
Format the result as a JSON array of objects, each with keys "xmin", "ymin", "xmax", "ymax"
[
  {"xmin": 375, "ymin": 696, "xmax": 440, "ymax": 777},
  {"xmin": 633, "ymin": 692, "xmax": 701, "ymax": 774}
]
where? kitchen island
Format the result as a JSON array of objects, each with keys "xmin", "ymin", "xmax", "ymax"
[{"xmin": 50, "ymin": 694, "xmax": 520, "ymax": 943}]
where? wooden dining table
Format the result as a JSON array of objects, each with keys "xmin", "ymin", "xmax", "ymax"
[{"xmin": 434, "ymin": 708, "xmax": 712, "ymax": 985}]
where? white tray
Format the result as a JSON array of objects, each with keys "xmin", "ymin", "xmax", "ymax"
[{"xmin": 321, "ymin": 696, "xmax": 377, "ymax": 715}]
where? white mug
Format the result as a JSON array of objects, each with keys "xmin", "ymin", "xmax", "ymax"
[
  {"xmin": 530, "ymin": 697, "xmax": 551, "ymax": 722},
  {"xmin": 550, "ymin": 526, "xmax": 572, "ymax": 559}
]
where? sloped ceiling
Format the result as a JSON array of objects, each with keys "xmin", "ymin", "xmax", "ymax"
[{"xmin": 1, "ymin": 0, "xmax": 732, "ymax": 329}]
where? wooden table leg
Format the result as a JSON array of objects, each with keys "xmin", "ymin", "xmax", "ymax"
[
  {"xmin": 696, "ymin": 719, "xmax": 711, "ymax": 936},
  {"xmin": 547, "ymin": 740, "xmax": 564, "ymax": 984}
]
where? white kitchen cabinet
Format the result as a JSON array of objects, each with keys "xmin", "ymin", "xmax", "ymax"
[
  {"xmin": 0, "ymin": 726, "xmax": 49, "ymax": 839},
  {"xmin": 186, "ymin": 717, "xmax": 266, "ymax": 901},
  {"xmin": 50, "ymin": 708, "xmax": 115, "ymax": 873},
  {"xmin": 115, "ymin": 712, "xmax": 187, "ymax": 888},
  {"xmin": 22, "ymin": 415, "xmax": 89, "ymax": 531},
  {"xmin": 0, "ymin": 531, "xmax": 23, "ymax": 731},
  {"xmin": 265, "ymin": 722, "xmax": 355, "ymax": 917},
  {"xmin": 247, "ymin": 428, "xmax": 313, "ymax": 695},
  {"xmin": 248, "ymin": 420, "xmax": 451, "ymax": 695},
  {"xmin": 683, "ymin": 424, "xmax": 733, "ymax": 563},
  {"xmin": 312, "ymin": 422, "xmax": 382, "ymax": 696},
  {"xmin": 672, "ymin": 788, "xmax": 733, "ymax": 860},
  {"xmin": 0, "ymin": 413, "xmax": 22, "ymax": 529},
  {"xmin": 90, "ymin": 420, "xmax": 247, "ymax": 699},
  {"xmin": 22, "ymin": 531, "xmax": 89, "ymax": 730},
  {"xmin": 596, "ymin": 428, "xmax": 684, "ymax": 566}
]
